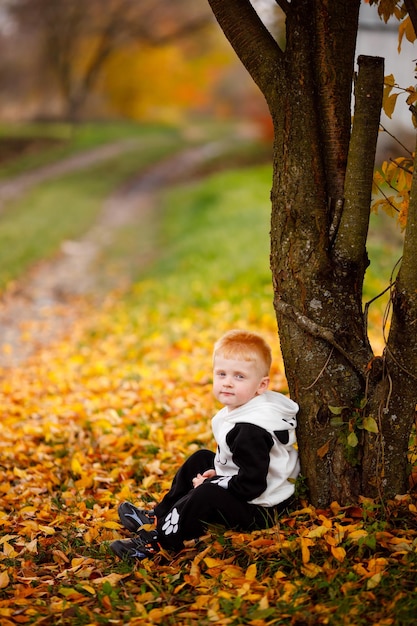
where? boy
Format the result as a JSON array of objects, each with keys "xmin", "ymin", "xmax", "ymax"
[{"xmin": 110, "ymin": 329, "xmax": 299, "ymax": 560}]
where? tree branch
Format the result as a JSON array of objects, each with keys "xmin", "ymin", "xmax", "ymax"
[
  {"xmin": 395, "ymin": 133, "xmax": 417, "ymax": 293},
  {"xmin": 134, "ymin": 16, "xmax": 212, "ymax": 45},
  {"xmin": 404, "ymin": 0, "xmax": 417, "ymax": 37},
  {"xmin": 333, "ymin": 55, "xmax": 384, "ymax": 269},
  {"xmin": 207, "ymin": 0, "xmax": 283, "ymax": 97},
  {"xmin": 314, "ymin": 0, "xmax": 361, "ymax": 200}
]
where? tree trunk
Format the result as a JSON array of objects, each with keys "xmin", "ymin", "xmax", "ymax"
[
  {"xmin": 207, "ymin": 0, "xmax": 417, "ymax": 506},
  {"xmin": 362, "ymin": 134, "xmax": 417, "ymax": 498}
]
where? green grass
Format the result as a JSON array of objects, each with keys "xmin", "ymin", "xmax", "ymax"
[
  {"xmin": 135, "ymin": 164, "xmax": 403, "ymax": 325},
  {"xmin": 0, "ymin": 121, "xmax": 273, "ymax": 292},
  {"xmin": 0, "ymin": 120, "xmax": 181, "ymax": 178},
  {"xmin": 0, "ymin": 127, "xmax": 184, "ymax": 290},
  {"xmin": 151, "ymin": 165, "xmax": 273, "ymax": 289},
  {"xmin": 0, "ymin": 119, "xmax": 265, "ymax": 179}
]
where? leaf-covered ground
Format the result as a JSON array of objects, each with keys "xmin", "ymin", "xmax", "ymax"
[
  {"xmin": 1, "ymin": 152, "xmax": 416, "ymax": 625},
  {"xmin": 1, "ymin": 279, "xmax": 417, "ymax": 625}
]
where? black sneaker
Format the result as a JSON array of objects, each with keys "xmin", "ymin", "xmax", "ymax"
[
  {"xmin": 118, "ymin": 501, "xmax": 156, "ymax": 532},
  {"xmin": 110, "ymin": 533, "xmax": 159, "ymax": 560}
]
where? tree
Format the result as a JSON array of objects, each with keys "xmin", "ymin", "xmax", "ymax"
[
  {"xmin": 207, "ymin": 0, "xmax": 417, "ymax": 507},
  {"xmin": 10, "ymin": 0, "xmax": 212, "ymax": 120}
]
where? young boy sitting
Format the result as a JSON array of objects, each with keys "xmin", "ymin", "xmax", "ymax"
[{"xmin": 110, "ymin": 329, "xmax": 299, "ymax": 560}]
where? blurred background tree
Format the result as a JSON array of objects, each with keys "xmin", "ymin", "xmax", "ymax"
[{"xmin": 0, "ymin": 0, "xmax": 278, "ymax": 129}]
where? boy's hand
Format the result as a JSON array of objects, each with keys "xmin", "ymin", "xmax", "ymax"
[{"xmin": 192, "ymin": 469, "xmax": 216, "ymax": 488}]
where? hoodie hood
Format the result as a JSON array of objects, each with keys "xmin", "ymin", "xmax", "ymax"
[{"xmin": 215, "ymin": 390, "xmax": 298, "ymax": 432}]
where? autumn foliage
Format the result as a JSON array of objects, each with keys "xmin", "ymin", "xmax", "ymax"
[
  {"xmin": 1, "ymin": 272, "xmax": 417, "ymax": 623},
  {"xmin": 0, "ymin": 107, "xmax": 417, "ymax": 620}
]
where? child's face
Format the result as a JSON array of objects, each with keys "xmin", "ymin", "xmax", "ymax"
[{"xmin": 212, "ymin": 355, "xmax": 269, "ymax": 411}]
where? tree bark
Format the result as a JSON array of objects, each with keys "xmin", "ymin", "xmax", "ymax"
[
  {"xmin": 362, "ymin": 131, "xmax": 417, "ymax": 497},
  {"xmin": 207, "ymin": 0, "xmax": 417, "ymax": 506}
]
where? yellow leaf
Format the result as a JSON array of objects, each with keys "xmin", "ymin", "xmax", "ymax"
[
  {"xmin": 101, "ymin": 521, "xmax": 121, "ymax": 530},
  {"xmin": 348, "ymin": 529, "xmax": 368, "ymax": 542},
  {"xmin": 347, "ymin": 431, "xmax": 358, "ymax": 447},
  {"xmin": 353, "ymin": 563, "xmax": 368, "ymax": 577},
  {"xmin": 245, "ymin": 563, "xmax": 257, "ymax": 580},
  {"xmin": 91, "ymin": 573, "xmax": 128, "ymax": 586},
  {"xmin": 25, "ymin": 539, "xmax": 38, "ymax": 554},
  {"xmin": 79, "ymin": 584, "xmax": 96, "ymax": 595},
  {"xmin": 71, "ymin": 456, "xmax": 83, "ymax": 476},
  {"xmin": 142, "ymin": 475, "xmax": 157, "ymax": 489},
  {"xmin": 406, "ymin": 88, "xmax": 417, "ymax": 106},
  {"xmin": 0, "ymin": 570, "xmax": 10, "ymax": 589},
  {"xmin": 19, "ymin": 506, "xmax": 37, "ymax": 518},
  {"xmin": 75, "ymin": 566, "xmax": 95, "ymax": 579},
  {"xmin": 71, "ymin": 557, "xmax": 89, "ymax": 568},
  {"xmin": 148, "ymin": 606, "xmax": 178, "ymax": 621},
  {"xmin": 384, "ymin": 73, "xmax": 395, "ymax": 88},
  {"xmin": 38, "ymin": 525, "xmax": 56, "ymax": 536},
  {"xmin": 363, "ymin": 417, "xmax": 378, "ymax": 434},
  {"xmin": 3, "ymin": 542, "xmax": 18, "ymax": 558},
  {"xmin": 307, "ymin": 525, "xmax": 329, "ymax": 539},
  {"xmin": 75, "ymin": 475, "xmax": 94, "ymax": 489},
  {"xmin": 398, "ymin": 16, "xmax": 416, "ymax": 52},
  {"xmin": 383, "ymin": 92, "xmax": 400, "ymax": 119},
  {"xmin": 191, "ymin": 594, "xmax": 214, "ymax": 609},
  {"xmin": 367, "ymin": 572, "xmax": 382, "ymax": 589},
  {"xmin": 368, "ymin": 557, "xmax": 389, "ymax": 573},
  {"xmin": 0, "ymin": 535, "xmax": 17, "ymax": 545},
  {"xmin": 301, "ymin": 562, "xmax": 322, "ymax": 578},
  {"xmin": 259, "ymin": 595, "xmax": 269, "ymax": 609},
  {"xmin": 13, "ymin": 467, "xmax": 27, "ymax": 478},
  {"xmin": 204, "ymin": 556, "xmax": 223, "ymax": 568},
  {"xmin": 59, "ymin": 586, "xmax": 83, "ymax": 598}
]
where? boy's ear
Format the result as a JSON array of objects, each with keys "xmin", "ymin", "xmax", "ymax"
[{"xmin": 257, "ymin": 377, "xmax": 269, "ymax": 395}]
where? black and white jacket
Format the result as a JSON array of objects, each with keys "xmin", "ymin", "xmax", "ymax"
[{"xmin": 210, "ymin": 390, "xmax": 299, "ymax": 507}]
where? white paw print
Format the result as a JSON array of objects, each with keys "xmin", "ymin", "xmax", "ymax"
[{"xmin": 161, "ymin": 508, "xmax": 180, "ymax": 535}]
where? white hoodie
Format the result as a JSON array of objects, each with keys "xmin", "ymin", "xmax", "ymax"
[{"xmin": 210, "ymin": 390, "xmax": 299, "ymax": 507}]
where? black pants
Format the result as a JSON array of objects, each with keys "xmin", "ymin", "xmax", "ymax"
[{"xmin": 154, "ymin": 449, "xmax": 293, "ymax": 552}]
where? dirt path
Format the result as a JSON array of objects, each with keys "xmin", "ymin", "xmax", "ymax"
[
  {"xmin": 0, "ymin": 139, "xmax": 140, "ymax": 212},
  {"xmin": 0, "ymin": 139, "xmax": 238, "ymax": 368}
]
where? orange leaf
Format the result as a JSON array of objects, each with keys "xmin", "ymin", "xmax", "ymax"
[
  {"xmin": 317, "ymin": 440, "xmax": 330, "ymax": 459},
  {"xmin": 300, "ymin": 537, "xmax": 313, "ymax": 564},
  {"xmin": 245, "ymin": 563, "xmax": 257, "ymax": 580},
  {"xmin": 331, "ymin": 545, "xmax": 346, "ymax": 563}
]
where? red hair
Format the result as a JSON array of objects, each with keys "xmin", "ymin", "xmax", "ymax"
[{"xmin": 213, "ymin": 330, "xmax": 272, "ymax": 376}]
